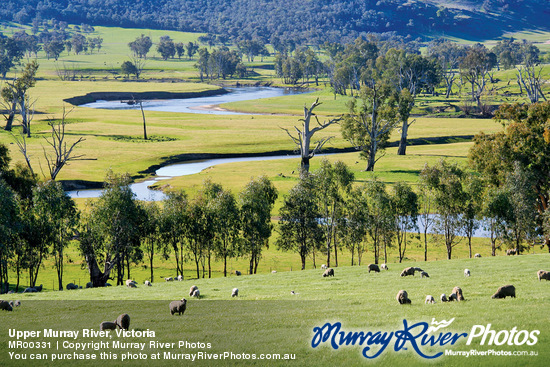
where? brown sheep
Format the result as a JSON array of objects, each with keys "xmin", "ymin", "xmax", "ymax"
[
  {"xmin": 396, "ymin": 290, "xmax": 411, "ymax": 304},
  {"xmin": 537, "ymin": 270, "xmax": 550, "ymax": 281},
  {"xmin": 100, "ymin": 321, "xmax": 117, "ymax": 331},
  {"xmin": 367, "ymin": 264, "xmax": 380, "ymax": 273},
  {"xmin": 400, "ymin": 267, "xmax": 415, "ymax": 277},
  {"xmin": 491, "ymin": 285, "xmax": 516, "ymax": 299},
  {"xmin": 323, "ymin": 268, "xmax": 334, "ymax": 277},
  {"xmin": 169, "ymin": 298, "xmax": 187, "ymax": 316},
  {"xmin": 115, "ymin": 314, "xmax": 130, "ymax": 330},
  {"xmin": 452, "ymin": 286, "xmax": 464, "ymax": 301}
]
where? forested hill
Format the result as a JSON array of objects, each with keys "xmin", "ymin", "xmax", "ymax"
[{"xmin": 2, "ymin": 0, "xmax": 549, "ymax": 44}]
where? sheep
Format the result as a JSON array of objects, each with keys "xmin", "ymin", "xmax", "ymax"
[
  {"xmin": 22, "ymin": 287, "xmax": 37, "ymax": 293},
  {"xmin": 368, "ymin": 264, "xmax": 380, "ymax": 273},
  {"xmin": 144, "ymin": 280, "xmax": 152, "ymax": 286},
  {"xmin": 165, "ymin": 277, "xmax": 174, "ymax": 282},
  {"xmin": 0, "ymin": 300, "xmax": 13, "ymax": 311},
  {"xmin": 192, "ymin": 289, "xmax": 200, "ymax": 298},
  {"xmin": 420, "ymin": 271, "xmax": 430, "ymax": 278},
  {"xmin": 440, "ymin": 294, "xmax": 448, "ymax": 302},
  {"xmin": 452, "ymin": 286, "xmax": 464, "ymax": 301},
  {"xmin": 448, "ymin": 293, "xmax": 458, "ymax": 302},
  {"xmin": 66, "ymin": 283, "xmax": 78, "ymax": 290},
  {"xmin": 125, "ymin": 279, "xmax": 137, "ymax": 288},
  {"xmin": 506, "ymin": 249, "xmax": 517, "ymax": 256},
  {"xmin": 34, "ymin": 284, "xmax": 43, "ymax": 292},
  {"xmin": 231, "ymin": 288, "xmax": 239, "ymax": 297},
  {"xmin": 537, "ymin": 270, "xmax": 550, "ymax": 281},
  {"xmin": 271, "ymin": 270, "xmax": 277, "ymax": 274},
  {"xmin": 400, "ymin": 267, "xmax": 415, "ymax": 277},
  {"xmin": 189, "ymin": 285, "xmax": 198, "ymax": 296},
  {"xmin": 8, "ymin": 300, "xmax": 21, "ymax": 308},
  {"xmin": 86, "ymin": 282, "xmax": 93, "ymax": 289},
  {"xmin": 381, "ymin": 264, "xmax": 389, "ymax": 271},
  {"xmin": 474, "ymin": 253, "xmax": 482, "ymax": 258},
  {"xmin": 235, "ymin": 270, "xmax": 242, "ymax": 276},
  {"xmin": 322, "ymin": 268, "xmax": 334, "ymax": 277},
  {"xmin": 100, "ymin": 321, "xmax": 117, "ymax": 331},
  {"xmin": 115, "ymin": 314, "xmax": 130, "ymax": 330},
  {"xmin": 396, "ymin": 290, "xmax": 411, "ymax": 304},
  {"xmin": 177, "ymin": 275, "xmax": 183, "ymax": 281},
  {"xmin": 491, "ymin": 285, "xmax": 516, "ymax": 299},
  {"xmin": 321, "ymin": 264, "xmax": 327, "ymax": 270},
  {"xmin": 425, "ymin": 295, "xmax": 435, "ymax": 304},
  {"xmin": 169, "ymin": 298, "xmax": 187, "ymax": 316},
  {"xmin": 464, "ymin": 269, "xmax": 470, "ymax": 277},
  {"xmin": 414, "ymin": 267, "xmax": 424, "ymax": 272}
]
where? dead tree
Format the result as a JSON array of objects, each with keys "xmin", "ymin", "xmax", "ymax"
[
  {"xmin": 281, "ymin": 98, "xmax": 341, "ymax": 172},
  {"xmin": 42, "ymin": 107, "xmax": 85, "ymax": 180}
]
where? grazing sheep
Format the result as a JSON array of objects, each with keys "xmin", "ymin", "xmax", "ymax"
[
  {"xmin": 474, "ymin": 253, "xmax": 481, "ymax": 258},
  {"xmin": 115, "ymin": 314, "xmax": 130, "ymax": 330},
  {"xmin": 400, "ymin": 267, "xmax": 415, "ymax": 277},
  {"xmin": 192, "ymin": 289, "xmax": 200, "ymax": 298},
  {"xmin": 86, "ymin": 282, "xmax": 93, "ymax": 288},
  {"xmin": 169, "ymin": 298, "xmax": 187, "ymax": 316},
  {"xmin": 231, "ymin": 288, "xmax": 239, "ymax": 297},
  {"xmin": 271, "ymin": 270, "xmax": 277, "ymax": 274},
  {"xmin": 537, "ymin": 270, "xmax": 550, "ymax": 281},
  {"xmin": 321, "ymin": 264, "xmax": 327, "ymax": 270},
  {"xmin": 322, "ymin": 268, "xmax": 335, "ymax": 277},
  {"xmin": 381, "ymin": 264, "xmax": 389, "ymax": 271},
  {"xmin": 420, "ymin": 271, "xmax": 430, "ymax": 278},
  {"xmin": 506, "ymin": 249, "xmax": 517, "ymax": 256},
  {"xmin": 14, "ymin": 300, "xmax": 20, "ymax": 307},
  {"xmin": 34, "ymin": 284, "xmax": 43, "ymax": 292},
  {"xmin": 452, "ymin": 286, "xmax": 464, "ymax": 301},
  {"xmin": 144, "ymin": 280, "xmax": 152, "ymax": 286},
  {"xmin": 22, "ymin": 287, "xmax": 37, "ymax": 293},
  {"xmin": 368, "ymin": 264, "xmax": 380, "ymax": 273},
  {"xmin": 290, "ymin": 290, "xmax": 296, "ymax": 295},
  {"xmin": 100, "ymin": 321, "xmax": 117, "ymax": 331},
  {"xmin": 165, "ymin": 277, "xmax": 174, "ymax": 282},
  {"xmin": 66, "ymin": 283, "xmax": 78, "ymax": 290},
  {"xmin": 491, "ymin": 285, "xmax": 516, "ymax": 299},
  {"xmin": 189, "ymin": 285, "xmax": 198, "ymax": 296},
  {"xmin": 440, "ymin": 294, "xmax": 448, "ymax": 302},
  {"xmin": 0, "ymin": 300, "xmax": 13, "ymax": 311},
  {"xmin": 177, "ymin": 275, "xmax": 183, "ymax": 281},
  {"xmin": 425, "ymin": 295, "xmax": 435, "ymax": 304},
  {"xmin": 125, "ymin": 279, "xmax": 137, "ymax": 288},
  {"xmin": 414, "ymin": 267, "xmax": 424, "ymax": 272},
  {"xmin": 235, "ymin": 270, "xmax": 242, "ymax": 276},
  {"xmin": 396, "ymin": 290, "xmax": 411, "ymax": 304},
  {"xmin": 448, "ymin": 293, "xmax": 458, "ymax": 302},
  {"xmin": 464, "ymin": 269, "xmax": 470, "ymax": 277}
]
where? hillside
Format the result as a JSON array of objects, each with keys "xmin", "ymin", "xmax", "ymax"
[{"xmin": 2, "ymin": 0, "xmax": 549, "ymax": 44}]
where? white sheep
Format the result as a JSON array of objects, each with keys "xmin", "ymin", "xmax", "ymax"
[
  {"xmin": 125, "ymin": 279, "xmax": 137, "ymax": 288},
  {"xmin": 271, "ymin": 270, "xmax": 277, "ymax": 274},
  {"xmin": 165, "ymin": 277, "xmax": 174, "ymax": 282},
  {"xmin": 192, "ymin": 289, "xmax": 200, "ymax": 298},
  {"xmin": 474, "ymin": 253, "xmax": 481, "ymax": 258},
  {"xmin": 144, "ymin": 280, "xmax": 152, "ymax": 286},
  {"xmin": 440, "ymin": 294, "xmax": 448, "ymax": 302},
  {"xmin": 464, "ymin": 269, "xmax": 471, "ymax": 277},
  {"xmin": 321, "ymin": 264, "xmax": 327, "ymax": 270},
  {"xmin": 189, "ymin": 285, "xmax": 198, "ymax": 296},
  {"xmin": 425, "ymin": 295, "xmax": 435, "ymax": 304},
  {"xmin": 381, "ymin": 264, "xmax": 389, "ymax": 271},
  {"xmin": 231, "ymin": 288, "xmax": 239, "ymax": 297},
  {"xmin": 177, "ymin": 275, "xmax": 183, "ymax": 281}
]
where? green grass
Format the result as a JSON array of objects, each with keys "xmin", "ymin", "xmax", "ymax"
[{"xmin": 1, "ymin": 254, "xmax": 549, "ymax": 366}]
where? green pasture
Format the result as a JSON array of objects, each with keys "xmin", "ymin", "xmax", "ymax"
[{"xmin": 1, "ymin": 254, "xmax": 549, "ymax": 366}]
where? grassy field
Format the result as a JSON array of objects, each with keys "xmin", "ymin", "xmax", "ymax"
[{"xmin": 1, "ymin": 254, "xmax": 549, "ymax": 366}]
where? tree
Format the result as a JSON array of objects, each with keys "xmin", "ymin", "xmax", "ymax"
[
  {"xmin": 128, "ymin": 34, "xmax": 152, "ymax": 59},
  {"xmin": 240, "ymin": 176, "xmax": 278, "ymax": 274},
  {"xmin": 32, "ymin": 180, "xmax": 78, "ymax": 290},
  {"xmin": 277, "ymin": 174, "xmax": 324, "ymax": 270},
  {"xmin": 417, "ymin": 178, "xmax": 435, "ymax": 261},
  {"xmin": 390, "ymin": 181, "xmax": 418, "ymax": 263},
  {"xmin": 313, "ymin": 159, "xmax": 354, "ymax": 267},
  {"xmin": 341, "ymin": 84, "xmax": 399, "ymax": 171},
  {"xmin": 42, "ymin": 108, "xmax": 85, "ymax": 180},
  {"xmin": 185, "ymin": 42, "xmax": 199, "ymax": 60},
  {"xmin": 0, "ymin": 36, "xmax": 25, "ymax": 79},
  {"xmin": 175, "ymin": 42, "xmax": 184, "ymax": 59},
  {"xmin": 80, "ymin": 171, "xmax": 146, "ymax": 286},
  {"xmin": 2, "ymin": 60, "xmax": 39, "ymax": 134},
  {"xmin": 121, "ymin": 61, "xmax": 138, "ymax": 78},
  {"xmin": 459, "ymin": 44, "xmax": 497, "ymax": 109},
  {"xmin": 70, "ymin": 33, "xmax": 87, "ymax": 55},
  {"xmin": 142, "ymin": 201, "xmax": 164, "ymax": 282},
  {"xmin": 160, "ymin": 190, "xmax": 188, "ymax": 278},
  {"xmin": 282, "ymin": 98, "xmax": 341, "ymax": 172},
  {"xmin": 461, "ymin": 174, "xmax": 483, "ymax": 258},
  {"xmin": 427, "ymin": 40, "xmax": 467, "ymax": 98},
  {"xmin": 481, "ymin": 186, "xmax": 509, "ymax": 256},
  {"xmin": 43, "ymin": 39, "xmax": 65, "ymax": 60},
  {"xmin": 0, "ymin": 179, "xmax": 19, "ymax": 294},
  {"xmin": 364, "ymin": 179, "xmax": 392, "ymax": 264},
  {"xmin": 420, "ymin": 160, "xmax": 465, "ymax": 259},
  {"xmin": 157, "ymin": 36, "xmax": 176, "ymax": 60},
  {"xmin": 339, "ymin": 185, "xmax": 369, "ymax": 266},
  {"xmin": 515, "ymin": 43, "xmax": 546, "ymax": 103}
]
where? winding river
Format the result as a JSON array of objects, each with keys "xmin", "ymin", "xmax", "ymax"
[{"xmin": 69, "ymin": 86, "xmax": 311, "ymax": 200}]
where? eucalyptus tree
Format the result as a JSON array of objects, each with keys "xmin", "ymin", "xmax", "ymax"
[
  {"xmin": 240, "ymin": 176, "xmax": 278, "ymax": 274},
  {"xmin": 364, "ymin": 179, "xmax": 393, "ymax": 264},
  {"xmin": 420, "ymin": 160, "xmax": 465, "ymax": 260},
  {"xmin": 427, "ymin": 40, "xmax": 467, "ymax": 98},
  {"xmin": 481, "ymin": 186, "xmax": 510, "ymax": 256},
  {"xmin": 515, "ymin": 43, "xmax": 546, "ymax": 103},
  {"xmin": 160, "ymin": 190, "xmax": 189, "ymax": 278},
  {"xmin": 339, "ymin": 185, "xmax": 369, "ymax": 266},
  {"xmin": 32, "ymin": 180, "xmax": 78, "ymax": 290},
  {"xmin": 142, "ymin": 201, "xmax": 165, "ymax": 282},
  {"xmin": 459, "ymin": 44, "xmax": 497, "ymax": 109},
  {"xmin": 313, "ymin": 159, "xmax": 354, "ymax": 267},
  {"xmin": 277, "ymin": 173, "xmax": 324, "ymax": 270},
  {"xmin": 417, "ymin": 178, "xmax": 435, "ymax": 261},
  {"xmin": 0, "ymin": 179, "xmax": 19, "ymax": 294},
  {"xmin": 461, "ymin": 174, "xmax": 483, "ymax": 258},
  {"xmin": 390, "ymin": 181, "xmax": 419, "ymax": 263}
]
